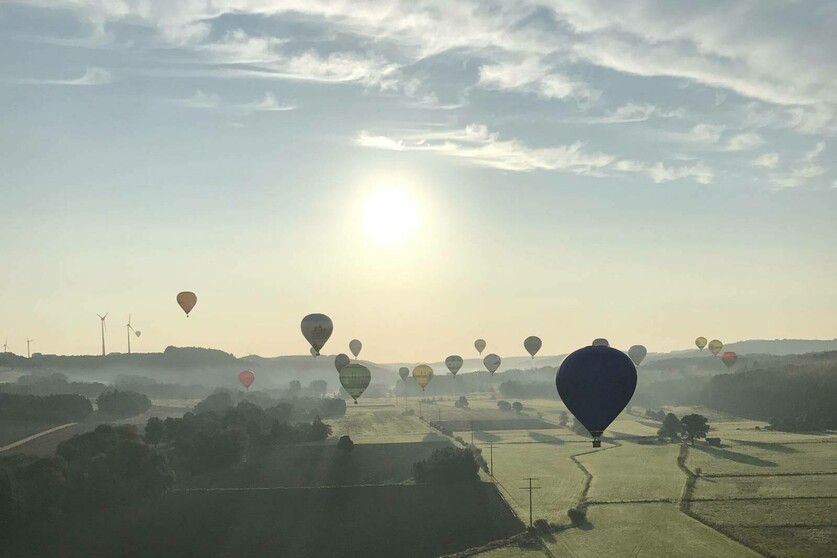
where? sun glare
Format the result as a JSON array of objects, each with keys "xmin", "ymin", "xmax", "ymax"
[{"xmin": 362, "ymin": 188, "xmax": 418, "ymax": 245}]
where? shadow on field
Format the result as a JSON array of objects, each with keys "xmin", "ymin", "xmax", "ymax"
[
  {"xmin": 422, "ymin": 432, "xmax": 449, "ymax": 443},
  {"xmin": 730, "ymin": 439, "xmax": 801, "ymax": 453},
  {"xmin": 473, "ymin": 431, "xmax": 502, "ymax": 442},
  {"xmin": 528, "ymin": 431, "xmax": 565, "ymax": 445},
  {"xmin": 694, "ymin": 445, "xmax": 778, "ymax": 467}
]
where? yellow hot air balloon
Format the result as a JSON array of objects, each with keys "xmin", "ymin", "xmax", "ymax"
[
  {"xmin": 474, "ymin": 339, "xmax": 486, "ymax": 354},
  {"xmin": 339, "ymin": 363, "xmax": 371, "ymax": 404},
  {"xmin": 412, "ymin": 364, "xmax": 433, "ymax": 391},
  {"xmin": 708, "ymin": 339, "xmax": 723, "ymax": 356},
  {"xmin": 176, "ymin": 291, "xmax": 197, "ymax": 317},
  {"xmin": 695, "ymin": 337, "xmax": 707, "ymax": 351}
]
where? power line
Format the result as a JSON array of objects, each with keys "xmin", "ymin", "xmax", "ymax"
[{"xmin": 519, "ymin": 477, "xmax": 541, "ymax": 528}]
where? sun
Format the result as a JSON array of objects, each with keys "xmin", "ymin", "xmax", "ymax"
[{"xmin": 362, "ymin": 188, "xmax": 418, "ymax": 245}]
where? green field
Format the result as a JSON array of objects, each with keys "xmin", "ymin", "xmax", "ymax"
[{"xmin": 581, "ymin": 442, "xmax": 684, "ymax": 503}]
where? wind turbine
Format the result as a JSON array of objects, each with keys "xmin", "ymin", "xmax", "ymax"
[
  {"xmin": 26, "ymin": 337, "xmax": 33, "ymax": 358},
  {"xmin": 2, "ymin": 338, "xmax": 8, "ymax": 353},
  {"xmin": 97, "ymin": 313, "xmax": 108, "ymax": 356},
  {"xmin": 126, "ymin": 315, "xmax": 141, "ymax": 354}
]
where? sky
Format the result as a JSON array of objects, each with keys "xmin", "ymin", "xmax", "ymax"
[{"xmin": 1, "ymin": 1, "xmax": 836, "ymax": 362}]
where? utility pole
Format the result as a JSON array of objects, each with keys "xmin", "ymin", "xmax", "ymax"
[
  {"xmin": 419, "ymin": 398, "xmax": 422, "ymax": 419},
  {"xmin": 438, "ymin": 408, "xmax": 441, "ymax": 427},
  {"xmin": 489, "ymin": 441, "xmax": 494, "ymax": 477},
  {"xmin": 470, "ymin": 422, "xmax": 474, "ymax": 446},
  {"xmin": 519, "ymin": 478, "xmax": 541, "ymax": 528}
]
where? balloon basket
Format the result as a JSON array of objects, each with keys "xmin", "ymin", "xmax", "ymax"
[{"xmin": 592, "ymin": 438, "xmax": 602, "ymax": 448}]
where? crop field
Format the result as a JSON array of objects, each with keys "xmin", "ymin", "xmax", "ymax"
[
  {"xmin": 581, "ymin": 442, "xmax": 684, "ymax": 502},
  {"xmin": 693, "ymin": 474, "xmax": 837, "ymax": 500},
  {"xmin": 326, "ymin": 406, "xmax": 440, "ymax": 443},
  {"xmin": 686, "ymin": 440, "xmax": 837, "ymax": 475},
  {"xmin": 0, "ymin": 419, "xmax": 60, "ymax": 447},
  {"xmin": 178, "ymin": 441, "xmax": 453, "ymax": 489}
]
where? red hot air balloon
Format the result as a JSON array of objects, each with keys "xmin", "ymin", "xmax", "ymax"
[
  {"xmin": 239, "ymin": 370, "xmax": 255, "ymax": 390},
  {"xmin": 721, "ymin": 352, "xmax": 737, "ymax": 370}
]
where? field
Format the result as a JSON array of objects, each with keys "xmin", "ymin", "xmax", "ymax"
[{"xmin": 0, "ymin": 419, "xmax": 62, "ymax": 447}]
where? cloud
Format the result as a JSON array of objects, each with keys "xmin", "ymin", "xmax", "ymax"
[
  {"xmin": 9, "ymin": 66, "xmax": 112, "ymax": 86},
  {"xmin": 752, "ymin": 153, "xmax": 779, "ymax": 169},
  {"xmin": 175, "ymin": 90, "xmax": 220, "ymax": 109},
  {"xmin": 682, "ymin": 124, "xmax": 725, "ymax": 144},
  {"xmin": 478, "ymin": 58, "xmax": 598, "ymax": 102},
  {"xmin": 584, "ymin": 102, "xmax": 685, "ymax": 124},
  {"xmin": 769, "ymin": 142, "xmax": 829, "ymax": 188},
  {"xmin": 724, "ymin": 132, "xmax": 765, "ymax": 152},
  {"xmin": 242, "ymin": 92, "xmax": 296, "ymax": 112},
  {"xmin": 355, "ymin": 124, "xmax": 713, "ymax": 183}
]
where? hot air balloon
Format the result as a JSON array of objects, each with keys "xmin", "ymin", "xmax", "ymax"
[
  {"xmin": 339, "ymin": 363, "xmax": 371, "ymax": 404},
  {"xmin": 556, "ymin": 345, "xmax": 637, "ymax": 448},
  {"xmin": 399, "ymin": 367, "xmax": 410, "ymax": 382},
  {"xmin": 524, "ymin": 336, "xmax": 542, "ymax": 358},
  {"xmin": 474, "ymin": 339, "xmax": 486, "ymax": 355},
  {"xmin": 591, "ymin": 338, "xmax": 609, "ymax": 347},
  {"xmin": 310, "ymin": 347, "xmax": 317, "ymax": 357},
  {"xmin": 349, "ymin": 339, "xmax": 362, "ymax": 359},
  {"xmin": 445, "ymin": 355, "xmax": 463, "ymax": 376},
  {"xmin": 484, "ymin": 353, "xmax": 501, "ymax": 375},
  {"xmin": 239, "ymin": 370, "xmax": 255, "ymax": 390},
  {"xmin": 135, "ymin": 331, "xmax": 142, "ymax": 338},
  {"xmin": 176, "ymin": 291, "xmax": 197, "ymax": 317},
  {"xmin": 627, "ymin": 345, "xmax": 647, "ymax": 367},
  {"xmin": 335, "ymin": 353, "xmax": 350, "ymax": 372},
  {"xmin": 721, "ymin": 351, "xmax": 737, "ymax": 369},
  {"xmin": 695, "ymin": 337, "xmax": 707, "ymax": 351},
  {"xmin": 301, "ymin": 314, "xmax": 333, "ymax": 356},
  {"xmin": 413, "ymin": 364, "xmax": 433, "ymax": 391},
  {"xmin": 708, "ymin": 339, "xmax": 723, "ymax": 357}
]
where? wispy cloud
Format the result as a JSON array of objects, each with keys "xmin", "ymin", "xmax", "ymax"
[
  {"xmin": 752, "ymin": 153, "xmax": 780, "ymax": 169},
  {"xmin": 174, "ymin": 90, "xmax": 296, "ymax": 112},
  {"xmin": 356, "ymin": 124, "xmax": 713, "ymax": 183},
  {"xmin": 9, "ymin": 67, "xmax": 112, "ymax": 86},
  {"xmin": 769, "ymin": 142, "xmax": 829, "ymax": 188},
  {"xmin": 583, "ymin": 102, "xmax": 685, "ymax": 124},
  {"xmin": 681, "ymin": 124, "xmax": 725, "ymax": 144},
  {"xmin": 723, "ymin": 132, "xmax": 764, "ymax": 152},
  {"xmin": 175, "ymin": 90, "xmax": 220, "ymax": 109},
  {"xmin": 478, "ymin": 59, "xmax": 598, "ymax": 103},
  {"xmin": 241, "ymin": 92, "xmax": 296, "ymax": 112}
]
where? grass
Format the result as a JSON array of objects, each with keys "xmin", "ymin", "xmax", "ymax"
[
  {"xmin": 687, "ymin": 440, "xmax": 837, "ymax": 475},
  {"xmin": 690, "ymin": 498, "xmax": 837, "ymax": 527},
  {"xmin": 325, "ymin": 407, "xmax": 438, "ymax": 443},
  {"xmin": 6, "ymin": 483, "xmax": 525, "ymax": 558},
  {"xmin": 545, "ymin": 503, "xmax": 762, "ymax": 558},
  {"xmin": 717, "ymin": 526, "xmax": 837, "ymax": 558},
  {"xmin": 581, "ymin": 442, "xmax": 684, "ymax": 503},
  {"xmin": 0, "ymin": 419, "xmax": 61, "ymax": 447},
  {"xmin": 693, "ymin": 474, "xmax": 837, "ymax": 500}
]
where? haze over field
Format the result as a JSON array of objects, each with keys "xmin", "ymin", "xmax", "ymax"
[{"xmin": 1, "ymin": 1, "xmax": 836, "ymax": 361}]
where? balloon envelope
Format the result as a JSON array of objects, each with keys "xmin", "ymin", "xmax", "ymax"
[
  {"xmin": 524, "ymin": 336, "xmax": 542, "ymax": 358},
  {"xmin": 412, "ymin": 364, "xmax": 433, "ymax": 390},
  {"xmin": 339, "ymin": 364, "xmax": 371, "ymax": 403},
  {"xmin": 695, "ymin": 337, "xmax": 707, "ymax": 351},
  {"xmin": 239, "ymin": 370, "xmax": 255, "ymax": 389},
  {"xmin": 708, "ymin": 339, "xmax": 723, "ymax": 356},
  {"xmin": 721, "ymin": 351, "xmax": 737, "ymax": 369},
  {"xmin": 310, "ymin": 347, "xmax": 317, "ymax": 357},
  {"xmin": 483, "ymin": 353, "xmax": 501, "ymax": 375},
  {"xmin": 398, "ymin": 367, "xmax": 410, "ymax": 382},
  {"xmin": 445, "ymin": 355, "xmax": 463, "ymax": 375},
  {"xmin": 301, "ymin": 314, "xmax": 333, "ymax": 356},
  {"xmin": 474, "ymin": 339, "xmax": 486, "ymax": 354},
  {"xmin": 176, "ymin": 291, "xmax": 197, "ymax": 316},
  {"xmin": 556, "ymin": 346, "xmax": 637, "ymax": 447},
  {"xmin": 591, "ymin": 338, "xmax": 610, "ymax": 347},
  {"xmin": 134, "ymin": 331, "xmax": 142, "ymax": 338},
  {"xmin": 627, "ymin": 345, "xmax": 647, "ymax": 367},
  {"xmin": 349, "ymin": 339, "xmax": 362, "ymax": 358},
  {"xmin": 334, "ymin": 353, "xmax": 350, "ymax": 372}
]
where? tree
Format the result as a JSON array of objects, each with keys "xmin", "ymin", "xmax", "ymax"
[
  {"xmin": 512, "ymin": 401, "xmax": 523, "ymax": 414},
  {"xmin": 310, "ymin": 417, "xmax": 332, "ymax": 441},
  {"xmin": 413, "ymin": 447, "xmax": 479, "ymax": 484},
  {"xmin": 309, "ymin": 380, "xmax": 327, "ymax": 397},
  {"xmin": 144, "ymin": 417, "xmax": 165, "ymax": 445},
  {"xmin": 557, "ymin": 411, "xmax": 569, "ymax": 428},
  {"xmin": 567, "ymin": 507, "xmax": 588, "ymax": 526},
  {"xmin": 681, "ymin": 414, "xmax": 710, "ymax": 446},
  {"xmin": 288, "ymin": 380, "xmax": 302, "ymax": 396},
  {"xmin": 455, "ymin": 396, "xmax": 469, "ymax": 409},
  {"xmin": 657, "ymin": 413, "xmax": 681, "ymax": 442},
  {"xmin": 497, "ymin": 400, "xmax": 512, "ymax": 412},
  {"xmin": 96, "ymin": 390, "xmax": 151, "ymax": 418},
  {"xmin": 337, "ymin": 435, "xmax": 354, "ymax": 453},
  {"xmin": 193, "ymin": 391, "xmax": 234, "ymax": 414}
]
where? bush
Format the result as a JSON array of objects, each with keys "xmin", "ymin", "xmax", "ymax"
[
  {"xmin": 413, "ymin": 447, "xmax": 479, "ymax": 484},
  {"xmin": 497, "ymin": 400, "xmax": 512, "ymax": 412},
  {"xmin": 567, "ymin": 507, "xmax": 587, "ymax": 526},
  {"xmin": 512, "ymin": 401, "xmax": 523, "ymax": 414},
  {"xmin": 96, "ymin": 390, "xmax": 151, "ymax": 418},
  {"xmin": 454, "ymin": 396, "xmax": 469, "ymax": 409},
  {"xmin": 337, "ymin": 435, "xmax": 354, "ymax": 453}
]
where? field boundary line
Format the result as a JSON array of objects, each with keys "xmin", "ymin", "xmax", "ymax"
[
  {"xmin": 0, "ymin": 422, "xmax": 77, "ymax": 452},
  {"xmin": 676, "ymin": 444, "xmax": 770, "ymax": 558},
  {"xmin": 569, "ymin": 440, "xmax": 622, "ymax": 508},
  {"xmin": 689, "ymin": 495, "xmax": 837, "ymax": 502},
  {"xmin": 704, "ymin": 471, "xmax": 837, "ymax": 478}
]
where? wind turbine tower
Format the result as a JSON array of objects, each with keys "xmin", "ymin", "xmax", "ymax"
[
  {"xmin": 126, "ymin": 315, "xmax": 140, "ymax": 354},
  {"xmin": 26, "ymin": 337, "xmax": 33, "ymax": 358},
  {"xmin": 2, "ymin": 339, "xmax": 7, "ymax": 353},
  {"xmin": 97, "ymin": 313, "xmax": 108, "ymax": 356}
]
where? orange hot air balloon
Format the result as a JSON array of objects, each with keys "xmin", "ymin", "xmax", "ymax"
[
  {"xmin": 721, "ymin": 352, "xmax": 737, "ymax": 369},
  {"xmin": 177, "ymin": 291, "xmax": 197, "ymax": 317},
  {"xmin": 239, "ymin": 370, "xmax": 255, "ymax": 390}
]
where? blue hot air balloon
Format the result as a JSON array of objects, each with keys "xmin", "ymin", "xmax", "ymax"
[{"xmin": 556, "ymin": 346, "xmax": 637, "ymax": 448}]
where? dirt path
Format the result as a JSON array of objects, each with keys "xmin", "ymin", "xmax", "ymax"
[{"xmin": 0, "ymin": 423, "xmax": 78, "ymax": 452}]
